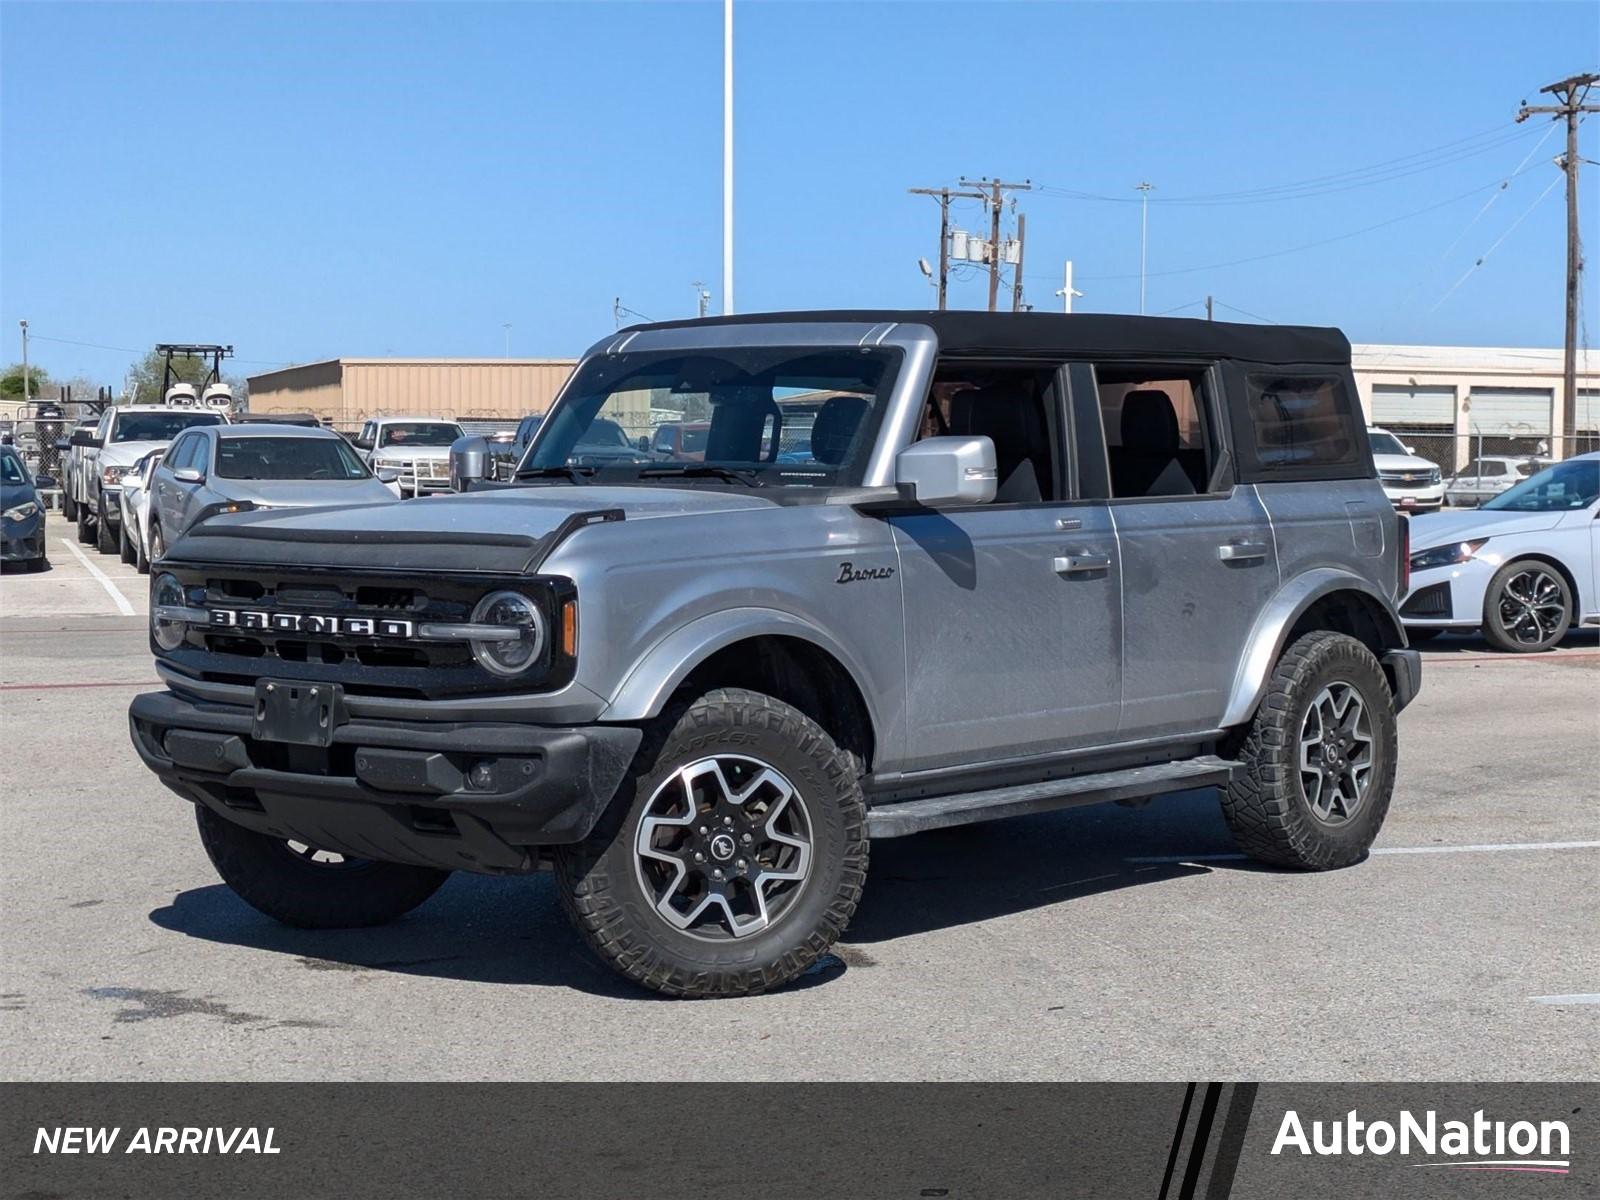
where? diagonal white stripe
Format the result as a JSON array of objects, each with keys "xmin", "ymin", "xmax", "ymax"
[{"xmin": 57, "ymin": 538, "xmax": 136, "ymax": 616}]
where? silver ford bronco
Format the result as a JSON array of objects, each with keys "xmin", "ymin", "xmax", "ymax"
[{"xmin": 130, "ymin": 311, "xmax": 1422, "ymax": 997}]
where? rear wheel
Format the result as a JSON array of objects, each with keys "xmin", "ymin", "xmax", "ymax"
[
  {"xmin": 134, "ymin": 526, "xmax": 150, "ymax": 574},
  {"xmin": 1220, "ymin": 631, "xmax": 1397, "ymax": 870},
  {"xmin": 195, "ymin": 805, "xmax": 450, "ymax": 928},
  {"xmin": 95, "ymin": 496, "xmax": 117, "ymax": 554},
  {"xmin": 1482, "ymin": 559, "xmax": 1571, "ymax": 653},
  {"xmin": 76, "ymin": 500, "xmax": 94, "ymax": 544},
  {"xmin": 556, "ymin": 688, "xmax": 867, "ymax": 998},
  {"xmin": 119, "ymin": 518, "xmax": 135, "ymax": 564}
]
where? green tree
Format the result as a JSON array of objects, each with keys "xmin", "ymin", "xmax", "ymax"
[{"xmin": 0, "ymin": 363, "xmax": 51, "ymax": 400}]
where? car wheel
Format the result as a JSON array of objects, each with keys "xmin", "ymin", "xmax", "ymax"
[
  {"xmin": 1482, "ymin": 559, "xmax": 1571, "ymax": 653},
  {"xmin": 119, "ymin": 519, "xmax": 135, "ymax": 564},
  {"xmin": 134, "ymin": 528, "xmax": 150, "ymax": 574},
  {"xmin": 1220, "ymin": 631, "xmax": 1397, "ymax": 870},
  {"xmin": 76, "ymin": 498, "xmax": 95, "ymax": 544},
  {"xmin": 148, "ymin": 522, "xmax": 165, "ymax": 565},
  {"xmin": 195, "ymin": 805, "xmax": 451, "ymax": 928},
  {"xmin": 61, "ymin": 487, "xmax": 77, "ymax": 522},
  {"xmin": 95, "ymin": 497, "xmax": 117, "ymax": 554},
  {"xmin": 555, "ymin": 687, "xmax": 868, "ymax": 998}
]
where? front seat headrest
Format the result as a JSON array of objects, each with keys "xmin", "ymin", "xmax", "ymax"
[
  {"xmin": 1121, "ymin": 389, "xmax": 1181, "ymax": 454},
  {"xmin": 810, "ymin": 395, "xmax": 870, "ymax": 465}
]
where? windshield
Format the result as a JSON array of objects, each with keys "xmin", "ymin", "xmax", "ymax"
[
  {"xmin": 1481, "ymin": 459, "xmax": 1599, "ymax": 512},
  {"xmin": 216, "ymin": 435, "xmax": 371, "ymax": 481},
  {"xmin": 112, "ymin": 411, "xmax": 222, "ymax": 442},
  {"xmin": 0, "ymin": 450, "xmax": 25, "ymax": 485},
  {"xmin": 378, "ymin": 422, "xmax": 463, "ymax": 448},
  {"xmin": 1368, "ymin": 431, "xmax": 1406, "ymax": 456},
  {"xmin": 522, "ymin": 347, "xmax": 902, "ymax": 486}
]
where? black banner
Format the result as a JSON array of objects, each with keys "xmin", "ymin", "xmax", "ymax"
[{"xmin": 4, "ymin": 1083, "xmax": 1594, "ymax": 1198}]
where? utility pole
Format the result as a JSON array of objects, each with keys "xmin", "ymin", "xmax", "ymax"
[
  {"xmin": 692, "ymin": 282, "xmax": 710, "ymax": 318},
  {"xmin": 908, "ymin": 185, "xmax": 985, "ymax": 309},
  {"xmin": 1206, "ymin": 295, "xmax": 1214, "ymax": 321},
  {"xmin": 502, "ymin": 323, "xmax": 512, "ymax": 357},
  {"xmin": 1518, "ymin": 73, "xmax": 1598, "ymax": 453},
  {"xmin": 1011, "ymin": 213, "xmax": 1028, "ymax": 312},
  {"xmin": 18, "ymin": 320, "xmax": 28, "ymax": 405},
  {"xmin": 1136, "ymin": 181, "xmax": 1155, "ymax": 315},
  {"xmin": 960, "ymin": 177, "xmax": 1032, "ymax": 312}
]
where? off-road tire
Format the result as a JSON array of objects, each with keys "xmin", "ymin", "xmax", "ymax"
[
  {"xmin": 195, "ymin": 804, "xmax": 450, "ymax": 929},
  {"xmin": 1482, "ymin": 558, "xmax": 1571, "ymax": 653},
  {"xmin": 95, "ymin": 497, "xmax": 116, "ymax": 554},
  {"xmin": 1220, "ymin": 631, "xmax": 1397, "ymax": 870},
  {"xmin": 555, "ymin": 688, "xmax": 868, "ymax": 998}
]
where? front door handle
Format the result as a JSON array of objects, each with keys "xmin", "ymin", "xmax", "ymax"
[
  {"xmin": 1054, "ymin": 553, "xmax": 1112, "ymax": 575},
  {"xmin": 1218, "ymin": 541, "xmax": 1269, "ymax": 562}
]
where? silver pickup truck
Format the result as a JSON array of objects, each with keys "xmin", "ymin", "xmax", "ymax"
[{"xmin": 130, "ymin": 311, "xmax": 1421, "ymax": 998}]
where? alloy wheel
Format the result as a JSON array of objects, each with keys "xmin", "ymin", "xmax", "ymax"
[
  {"xmin": 1497, "ymin": 568, "xmax": 1566, "ymax": 646},
  {"xmin": 633, "ymin": 755, "xmax": 812, "ymax": 939},
  {"xmin": 1298, "ymin": 682, "xmax": 1375, "ymax": 825}
]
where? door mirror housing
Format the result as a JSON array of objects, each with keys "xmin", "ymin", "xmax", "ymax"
[
  {"xmin": 894, "ymin": 436, "xmax": 998, "ymax": 506},
  {"xmin": 172, "ymin": 466, "xmax": 204, "ymax": 484},
  {"xmin": 374, "ymin": 466, "xmax": 402, "ymax": 484},
  {"xmin": 34, "ymin": 473, "xmax": 57, "ymax": 490},
  {"xmin": 450, "ymin": 436, "xmax": 490, "ymax": 492},
  {"xmin": 71, "ymin": 429, "xmax": 102, "ymax": 448}
]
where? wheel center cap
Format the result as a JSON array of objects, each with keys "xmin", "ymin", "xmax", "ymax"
[{"xmin": 709, "ymin": 833, "xmax": 737, "ymax": 862}]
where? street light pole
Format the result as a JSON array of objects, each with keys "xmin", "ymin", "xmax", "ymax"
[
  {"xmin": 1136, "ymin": 182, "xmax": 1154, "ymax": 315},
  {"xmin": 18, "ymin": 320, "xmax": 28, "ymax": 405},
  {"xmin": 502, "ymin": 323, "xmax": 511, "ymax": 358},
  {"xmin": 722, "ymin": 0, "xmax": 734, "ymax": 314}
]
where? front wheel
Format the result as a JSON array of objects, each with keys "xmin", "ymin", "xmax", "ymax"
[
  {"xmin": 95, "ymin": 497, "xmax": 117, "ymax": 554},
  {"xmin": 195, "ymin": 805, "xmax": 450, "ymax": 928},
  {"xmin": 119, "ymin": 519, "xmax": 136, "ymax": 564},
  {"xmin": 1220, "ymin": 631, "xmax": 1397, "ymax": 870},
  {"xmin": 1482, "ymin": 559, "xmax": 1571, "ymax": 653},
  {"xmin": 76, "ymin": 501, "xmax": 95, "ymax": 544},
  {"xmin": 147, "ymin": 522, "xmax": 165, "ymax": 565},
  {"xmin": 556, "ymin": 688, "xmax": 868, "ymax": 998},
  {"xmin": 61, "ymin": 487, "xmax": 78, "ymax": 522}
]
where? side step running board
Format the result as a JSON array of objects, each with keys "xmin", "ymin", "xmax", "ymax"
[{"xmin": 865, "ymin": 755, "xmax": 1239, "ymax": 839}]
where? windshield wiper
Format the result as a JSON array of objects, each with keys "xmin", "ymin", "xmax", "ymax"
[
  {"xmin": 637, "ymin": 464, "xmax": 765, "ymax": 487},
  {"xmin": 514, "ymin": 465, "xmax": 599, "ymax": 483}
]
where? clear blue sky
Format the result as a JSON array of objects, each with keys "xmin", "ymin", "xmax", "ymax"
[{"xmin": 2, "ymin": 1, "xmax": 1596, "ymax": 387}]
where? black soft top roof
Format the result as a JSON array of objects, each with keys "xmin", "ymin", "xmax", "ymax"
[{"xmin": 627, "ymin": 309, "xmax": 1350, "ymax": 366}]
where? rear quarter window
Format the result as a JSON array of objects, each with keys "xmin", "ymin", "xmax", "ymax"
[{"xmin": 1230, "ymin": 369, "xmax": 1370, "ymax": 482}]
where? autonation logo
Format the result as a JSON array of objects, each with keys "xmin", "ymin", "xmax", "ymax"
[{"xmin": 1272, "ymin": 1108, "xmax": 1571, "ymax": 1175}]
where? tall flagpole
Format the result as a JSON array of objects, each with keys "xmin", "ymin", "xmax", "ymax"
[{"xmin": 722, "ymin": 0, "xmax": 734, "ymax": 314}]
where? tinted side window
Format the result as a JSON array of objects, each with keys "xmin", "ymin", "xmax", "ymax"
[
  {"xmin": 164, "ymin": 435, "xmax": 192, "ymax": 469},
  {"xmin": 1232, "ymin": 370, "xmax": 1369, "ymax": 482}
]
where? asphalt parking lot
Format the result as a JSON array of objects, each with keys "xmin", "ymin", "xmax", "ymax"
[{"xmin": 2, "ymin": 541, "xmax": 1596, "ymax": 1082}]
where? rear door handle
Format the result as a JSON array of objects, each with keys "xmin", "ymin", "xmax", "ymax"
[
  {"xmin": 1054, "ymin": 553, "xmax": 1112, "ymax": 575},
  {"xmin": 1218, "ymin": 541, "xmax": 1269, "ymax": 562}
]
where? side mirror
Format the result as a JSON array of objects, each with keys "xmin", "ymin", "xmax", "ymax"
[
  {"xmin": 375, "ymin": 467, "xmax": 402, "ymax": 484},
  {"xmin": 34, "ymin": 473, "xmax": 57, "ymax": 490},
  {"xmin": 1404, "ymin": 445, "xmax": 1417, "ymax": 455},
  {"xmin": 450, "ymin": 435, "xmax": 489, "ymax": 492},
  {"xmin": 172, "ymin": 467, "xmax": 204, "ymax": 484},
  {"xmin": 71, "ymin": 430, "xmax": 102, "ymax": 448},
  {"xmin": 894, "ymin": 436, "xmax": 998, "ymax": 506}
]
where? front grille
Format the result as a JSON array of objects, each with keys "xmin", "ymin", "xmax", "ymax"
[
  {"xmin": 1381, "ymin": 470, "xmax": 1436, "ymax": 485},
  {"xmin": 1401, "ymin": 581, "xmax": 1452, "ymax": 619},
  {"xmin": 158, "ymin": 565, "xmax": 575, "ymax": 699}
]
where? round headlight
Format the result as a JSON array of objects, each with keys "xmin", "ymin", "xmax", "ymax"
[
  {"xmin": 151, "ymin": 572, "xmax": 188, "ymax": 651},
  {"xmin": 469, "ymin": 590, "xmax": 545, "ymax": 677}
]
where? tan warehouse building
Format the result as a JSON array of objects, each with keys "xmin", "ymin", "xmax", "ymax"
[{"xmin": 246, "ymin": 358, "xmax": 578, "ymax": 430}]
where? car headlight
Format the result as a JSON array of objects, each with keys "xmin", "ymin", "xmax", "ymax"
[
  {"xmin": 1409, "ymin": 538, "xmax": 1487, "ymax": 572},
  {"xmin": 463, "ymin": 590, "xmax": 546, "ymax": 677},
  {"xmin": 1427, "ymin": 467, "xmax": 1442, "ymax": 485},
  {"xmin": 373, "ymin": 457, "xmax": 407, "ymax": 471},
  {"xmin": 102, "ymin": 464, "xmax": 131, "ymax": 487},
  {"xmin": 150, "ymin": 572, "xmax": 192, "ymax": 651},
  {"xmin": 3, "ymin": 501, "xmax": 39, "ymax": 522}
]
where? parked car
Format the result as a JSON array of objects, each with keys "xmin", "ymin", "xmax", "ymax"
[
  {"xmin": 131, "ymin": 310, "xmax": 1420, "ymax": 999},
  {"xmin": 1366, "ymin": 427, "xmax": 1444, "ymax": 512},
  {"xmin": 1, "ymin": 445, "xmax": 50, "ymax": 570},
  {"xmin": 350, "ymin": 417, "xmax": 466, "ymax": 497},
  {"xmin": 1401, "ymin": 452, "xmax": 1598, "ymax": 651},
  {"xmin": 646, "ymin": 421, "xmax": 711, "ymax": 462},
  {"xmin": 116, "ymin": 450, "xmax": 167, "ymax": 574},
  {"xmin": 64, "ymin": 405, "xmax": 227, "ymax": 554},
  {"xmin": 144, "ymin": 424, "xmax": 399, "ymax": 562},
  {"xmin": 1444, "ymin": 455, "xmax": 1550, "ymax": 507}
]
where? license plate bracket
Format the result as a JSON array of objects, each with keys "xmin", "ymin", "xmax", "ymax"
[{"xmin": 252, "ymin": 679, "xmax": 346, "ymax": 747}]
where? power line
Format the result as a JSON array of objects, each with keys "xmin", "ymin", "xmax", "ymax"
[
  {"xmin": 1427, "ymin": 171, "xmax": 1563, "ymax": 313},
  {"xmin": 23, "ymin": 332, "xmax": 290, "ymax": 367},
  {"xmin": 1211, "ymin": 300, "xmax": 1277, "ymax": 325}
]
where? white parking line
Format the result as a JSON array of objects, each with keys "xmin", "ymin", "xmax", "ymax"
[
  {"xmin": 1127, "ymin": 839, "xmax": 1600, "ymax": 864},
  {"xmin": 56, "ymin": 538, "xmax": 136, "ymax": 616},
  {"xmin": 1529, "ymin": 994, "xmax": 1600, "ymax": 1006}
]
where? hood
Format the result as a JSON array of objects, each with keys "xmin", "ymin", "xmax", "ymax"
[
  {"xmin": 223, "ymin": 478, "xmax": 398, "ymax": 509},
  {"xmin": 2, "ymin": 479, "xmax": 38, "ymax": 509},
  {"xmin": 100, "ymin": 439, "xmax": 169, "ymax": 466},
  {"xmin": 1410, "ymin": 507, "xmax": 1565, "ymax": 549},
  {"xmin": 167, "ymin": 483, "xmax": 777, "ymax": 573},
  {"xmin": 1372, "ymin": 452, "xmax": 1435, "ymax": 472}
]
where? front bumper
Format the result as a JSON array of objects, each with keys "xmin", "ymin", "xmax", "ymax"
[
  {"xmin": 1400, "ymin": 557, "xmax": 1499, "ymax": 627},
  {"xmin": 1, "ymin": 518, "xmax": 45, "ymax": 561},
  {"xmin": 1381, "ymin": 481, "xmax": 1445, "ymax": 511},
  {"xmin": 129, "ymin": 686, "xmax": 642, "ymax": 874}
]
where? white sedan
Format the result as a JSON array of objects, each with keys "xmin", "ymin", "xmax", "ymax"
[
  {"xmin": 1400, "ymin": 452, "xmax": 1599, "ymax": 652},
  {"xmin": 116, "ymin": 450, "xmax": 163, "ymax": 573}
]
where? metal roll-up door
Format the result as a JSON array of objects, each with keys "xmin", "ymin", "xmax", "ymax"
[
  {"xmin": 1578, "ymin": 389, "xmax": 1600, "ymax": 433},
  {"xmin": 1371, "ymin": 384, "xmax": 1455, "ymax": 426},
  {"xmin": 1464, "ymin": 388, "xmax": 1553, "ymax": 437}
]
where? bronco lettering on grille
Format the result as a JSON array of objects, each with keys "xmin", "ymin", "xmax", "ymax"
[{"xmin": 208, "ymin": 610, "xmax": 415, "ymax": 638}]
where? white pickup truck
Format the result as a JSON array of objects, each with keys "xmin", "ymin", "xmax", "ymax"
[{"xmin": 64, "ymin": 404, "xmax": 227, "ymax": 553}]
